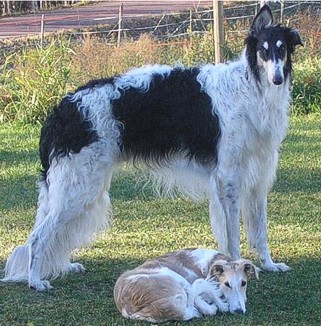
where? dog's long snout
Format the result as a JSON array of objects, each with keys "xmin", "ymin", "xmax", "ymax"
[{"xmin": 271, "ymin": 61, "xmax": 284, "ymax": 85}]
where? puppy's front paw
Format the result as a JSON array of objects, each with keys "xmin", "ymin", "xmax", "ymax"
[{"xmin": 216, "ymin": 295, "xmax": 229, "ymax": 312}]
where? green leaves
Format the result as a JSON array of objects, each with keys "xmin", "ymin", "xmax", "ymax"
[
  {"xmin": 292, "ymin": 58, "xmax": 321, "ymax": 115},
  {"xmin": 1, "ymin": 34, "xmax": 320, "ymax": 124},
  {"xmin": 0, "ymin": 39, "xmax": 72, "ymax": 124}
]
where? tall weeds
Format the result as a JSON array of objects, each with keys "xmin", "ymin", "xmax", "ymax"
[
  {"xmin": 0, "ymin": 21, "xmax": 320, "ymax": 124},
  {"xmin": 292, "ymin": 58, "xmax": 321, "ymax": 115},
  {"xmin": 0, "ymin": 40, "xmax": 72, "ymax": 124}
]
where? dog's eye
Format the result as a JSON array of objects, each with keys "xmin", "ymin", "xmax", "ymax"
[
  {"xmin": 241, "ymin": 280, "xmax": 247, "ymax": 287},
  {"xmin": 224, "ymin": 281, "xmax": 231, "ymax": 288},
  {"xmin": 259, "ymin": 46, "xmax": 269, "ymax": 59},
  {"xmin": 278, "ymin": 45, "xmax": 286, "ymax": 55}
]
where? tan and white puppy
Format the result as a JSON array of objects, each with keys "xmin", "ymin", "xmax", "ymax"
[{"xmin": 114, "ymin": 249, "xmax": 260, "ymax": 323}]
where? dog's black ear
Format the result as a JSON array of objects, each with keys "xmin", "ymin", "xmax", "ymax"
[
  {"xmin": 289, "ymin": 29, "xmax": 303, "ymax": 47},
  {"xmin": 251, "ymin": 5, "xmax": 273, "ymax": 33}
]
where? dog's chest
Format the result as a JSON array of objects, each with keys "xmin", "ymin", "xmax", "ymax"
[{"xmin": 247, "ymin": 88, "xmax": 289, "ymax": 149}]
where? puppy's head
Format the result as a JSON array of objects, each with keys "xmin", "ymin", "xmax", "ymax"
[{"xmin": 209, "ymin": 259, "xmax": 260, "ymax": 314}]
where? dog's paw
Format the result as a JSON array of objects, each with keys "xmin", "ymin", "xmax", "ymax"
[
  {"xmin": 69, "ymin": 262, "xmax": 86, "ymax": 273},
  {"xmin": 216, "ymin": 296, "xmax": 229, "ymax": 312},
  {"xmin": 195, "ymin": 297, "xmax": 218, "ymax": 316},
  {"xmin": 262, "ymin": 261, "xmax": 291, "ymax": 272},
  {"xmin": 29, "ymin": 279, "xmax": 53, "ymax": 291},
  {"xmin": 203, "ymin": 303, "xmax": 218, "ymax": 316}
]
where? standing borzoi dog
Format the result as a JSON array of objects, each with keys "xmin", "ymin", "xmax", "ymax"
[
  {"xmin": 2, "ymin": 5, "xmax": 302, "ymax": 291},
  {"xmin": 114, "ymin": 249, "xmax": 260, "ymax": 322}
]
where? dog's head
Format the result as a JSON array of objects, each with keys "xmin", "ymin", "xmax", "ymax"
[
  {"xmin": 209, "ymin": 259, "xmax": 260, "ymax": 314},
  {"xmin": 245, "ymin": 4, "xmax": 303, "ymax": 85}
]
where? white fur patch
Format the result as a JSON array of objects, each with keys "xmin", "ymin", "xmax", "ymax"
[
  {"xmin": 114, "ymin": 64, "xmax": 173, "ymax": 93},
  {"xmin": 189, "ymin": 249, "xmax": 220, "ymax": 274},
  {"xmin": 263, "ymin": 41, "xmax": 269, "ymax": 50},
  {"xmin": 276, "ymin": 40, "xmax": 283, "ymax": 48}
]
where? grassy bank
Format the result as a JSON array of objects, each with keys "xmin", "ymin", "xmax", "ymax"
[{"xmin": 0, "ymin": 115, "xmax": 320, "ymax": 325}]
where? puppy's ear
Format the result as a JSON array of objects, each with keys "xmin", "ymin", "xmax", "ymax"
[
  {"xmin": 242, "ymin": 261, "xmax": 261, "ymax": 280},
  {"xmin": 251, "ymin": 5, "xmax": 273, "ymax": 33},
  {"xmin": 209, "ymin": 261, "xmax": 226, "ymax": 277}
]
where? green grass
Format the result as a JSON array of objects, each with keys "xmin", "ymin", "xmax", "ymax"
[{"xmin": 1, "ymin": 116, "xmax": 321, "ymax": 325}]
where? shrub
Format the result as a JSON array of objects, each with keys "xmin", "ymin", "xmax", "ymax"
[
  {"xmin": 292, "ymin": 58, "xmax": 321, "ymax": 115},
  {"xmin": 0, "ymin": 39, "xmax": 72, "ymax": 124},
  {"xmin": 1, "ymin": 33, "xmax": 320, "ymax": 124},
  {"xmin": 71, "ymin": 34, "xmax": 163, "ymax": 84}
]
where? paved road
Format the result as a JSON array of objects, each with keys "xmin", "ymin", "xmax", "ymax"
[{"xmin": 0, "ymin": 0, "xmax": 212, "ymax": 39}]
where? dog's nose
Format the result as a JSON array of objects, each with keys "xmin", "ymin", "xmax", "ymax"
[
  {"xmin": 232, "ymin": 308, "xmax": 245, "ymax": 314},
  {"xmin": 273, "ymin": 75, "xmax": 283, "ymax": 85}
]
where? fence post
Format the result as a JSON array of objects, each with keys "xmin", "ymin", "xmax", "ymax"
[
  {"xmin": 117, "ymin": 3, "xmax": 123, "ymax": 47},
  {"xmin": 213, "ymin": 0, "xmax": 224, "ymax": 64},
  {"xmin": 280, "ymin": 0, "xmax": 285, "ymax": 23},
  {"xmin": 40, "ymin": 14, "xmax": 45, "ymax": 48},
  {"xmin": 260, "ymin": 0, "xmax": 266, "ymax": 7}
]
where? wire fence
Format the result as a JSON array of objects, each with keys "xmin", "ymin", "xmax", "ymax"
[
  {"xmin": 1, "ymin": 1, "xmax": 321, "ymax": 58},
  {"xmin": 59, "ymin": 1, "xmax": 321, "ymax": 43}
]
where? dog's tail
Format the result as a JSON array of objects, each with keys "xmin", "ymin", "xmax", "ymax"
[{"xmin": 1, "ymin": 245, "xmax": 29, "ymax": 282}]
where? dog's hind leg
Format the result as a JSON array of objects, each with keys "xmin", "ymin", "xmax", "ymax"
[
  {"xmin": 31, "ymin": 153, "xmax": 114, "ymax": 291},
  {"xmin": 4, "ymin": 143, "xmax": 115, "ymax": 290}
]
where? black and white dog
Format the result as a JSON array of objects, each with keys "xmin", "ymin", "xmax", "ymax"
[{"xmin": 2, "ymin": 5, "xmax": 302, "ymax": 291}]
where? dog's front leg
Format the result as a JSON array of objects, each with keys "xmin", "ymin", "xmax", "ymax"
[
  {"xmin": 242, "ymin": 190, "xmax": 290, "ymax": 272},
  {"xmin": 209, "ymin": 172, "xmax": 241, "ymax": 260}
]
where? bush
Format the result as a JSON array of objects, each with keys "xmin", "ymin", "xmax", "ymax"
[
  {"xmin": 71, "ymin": 34, "xmax": 164, "ymax": 84},
  {"xmin": 0, "ymin": 34, "xmax": 320, "ymax": 124},
  {"xmin": 0, "ymin": 40, "xmax": 72, "ymax": 124},
  {"xmin": 292, "ymin": 58, "xmax": 321, "ymax": 115}
]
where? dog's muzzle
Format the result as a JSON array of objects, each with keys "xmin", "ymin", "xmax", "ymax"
[
  {"xmin": 271, "ymin": 62, "xmax": 284, "ymax": 85},
  {"xmin": 272, "ymin": 73, "xmax": 284, "ymax": 85}
]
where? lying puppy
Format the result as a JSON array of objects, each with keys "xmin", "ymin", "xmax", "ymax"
[{"xmin": 114, "ymin": 248, "xmax": 260, "ymax": 323}]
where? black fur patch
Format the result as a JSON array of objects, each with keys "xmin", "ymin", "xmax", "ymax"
[
  {"xmin": 112, "ymin": 67, "xmax": 221, "ymax": 168},
  {"xmin": 39, "ymin": 96, "xmax": 99, "ymax": 179}
]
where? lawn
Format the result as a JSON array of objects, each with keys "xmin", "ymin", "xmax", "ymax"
[{"xmin": 0, "ymin": 115, "xmax": 321, "ymax": 326}]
